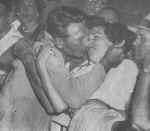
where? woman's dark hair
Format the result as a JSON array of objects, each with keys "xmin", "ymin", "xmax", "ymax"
[
  {"xmin": 104, "ymin": 23, "xmax": 137, "ymax": 54},
  {"xmin": 111, "ymin": 120, "xmax": 139, "ymax": 131},
  {"xmin": 47, "ymin": 6, "xmax": 88, "ymax": 38}
]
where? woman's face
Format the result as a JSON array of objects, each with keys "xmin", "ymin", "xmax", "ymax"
[{"xmin": 85, "ymin": 26, "xmax": 113, "ymax": 63}]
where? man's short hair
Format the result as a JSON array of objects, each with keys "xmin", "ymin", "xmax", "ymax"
[
  {"xmin": 111, "ymin": 120, "xmax": 139, "ymax": 131},
  {"xmin": 104, "ymin": 22, "xmax": 137, "ymax": 54},
  {"xmin": 47, "ymin": 6, "xmax": 88, "ymax": 38}
]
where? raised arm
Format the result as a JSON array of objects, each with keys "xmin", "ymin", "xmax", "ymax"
[
  {"xmin": 13, "ymin": 38, "xmax": 54, "ymax": 115},
  {"xmin": 130, "ymin": 47, "xmax": 150, "ymax": 130}
]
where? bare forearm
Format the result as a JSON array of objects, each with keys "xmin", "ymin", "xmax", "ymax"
[
  {"xmin": 131, "ymin": 70, "xmax": 150, "ymax": 129},
  {"xmin": 38, "ymin": 64, "xmax": 68, "ymax": 113}
]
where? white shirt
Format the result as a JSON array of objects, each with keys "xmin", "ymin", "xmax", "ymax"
[{"xmin": 91, "ymin": 59, "xmax": 139, "ymax": 110}]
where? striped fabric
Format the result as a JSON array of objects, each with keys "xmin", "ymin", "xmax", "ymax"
[{"xmin": 69, "ymin": 100, "xmax": 124, "ymax": 131}]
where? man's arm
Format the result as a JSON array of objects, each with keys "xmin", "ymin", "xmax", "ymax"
[
  {"xmin": 130, "ymin": 59, "xmax": 150, "ymax": 130},
  {"xmin": 37, "ymin": 61, "xmax": 68, "ymax": 113},
  {"xmin": 13, "ymin": 39, "xmax": 54, "ymax": 115}
]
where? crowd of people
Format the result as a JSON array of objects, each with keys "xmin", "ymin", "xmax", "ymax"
[{"xmin": 0, "ymin": 0, "xmax": 150, "ymax": 131}]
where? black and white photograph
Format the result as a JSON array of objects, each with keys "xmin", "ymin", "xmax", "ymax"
[{"xmin": 0, "ymin": 0, "xmax": 149, "ymax": 130}]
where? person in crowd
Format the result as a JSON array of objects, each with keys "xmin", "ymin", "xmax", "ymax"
[
  {"xmin": 14, "ymin": 0, "xmax": 41, "ymax": 39},
  {"xmin": 0, "ymin": 0, "xmax": 56, "ymax": 130},
  {"xmin": 98, "ymin": 7, "xmax": 120, "ymax": 24},
  {"xmin": 84, "ymin": 0, "xmax": 108, "ymax": 15},
  {"xmin": 0, "ymin": 0, "xmax": 54, "ymax": 119},
  {"xmin": 0, "ymin": 1, "xmax": 23, "ymax": 87},
  {"xmin": 12, "ymin": 0, "xmax": 54, "ymax": 115},
  {"xmin": 128, "ymin": 13, "xmax": 150, "ymax": 130}
]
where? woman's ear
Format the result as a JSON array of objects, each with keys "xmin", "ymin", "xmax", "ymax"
[{"xmin": 55, "ymin": 37, "xmax": 64, "ymax": 49}]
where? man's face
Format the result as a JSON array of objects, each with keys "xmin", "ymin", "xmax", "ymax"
[{"xmin": 62, "ymin": 22, "xmax": 89, "ymax": 56}]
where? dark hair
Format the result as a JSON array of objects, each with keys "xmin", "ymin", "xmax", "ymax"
[
  {"xmin": 86, "ymin": 15, "xmax": 106, "ymax": 29},
  {"xmin": 111, "ymin": 120, "xmax": 139, "ymax": 131},
  {"xmin": 47, "ymin": 6, "xmax": 88, "ymax": 38},
  {"xmin": 104, "ymin": 23, "xmax": 137, "ymax": 54}
]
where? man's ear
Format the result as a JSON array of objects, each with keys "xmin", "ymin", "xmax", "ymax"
[{"xmin": 55, "ymin": 37, "xmax": 64, "ymax": 49}]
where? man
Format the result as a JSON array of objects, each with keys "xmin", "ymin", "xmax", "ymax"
[
  {"xmin": 0, "ymin": 1, "xmax": 52, "ymax": 130},
  {"xmin": 37, "ymin": 6, "xmax": 137, "ymax": 131},
  {"xmin": 84, "ymin": 0, "xmax": 108, "ymax": 15},
  {"xmin": 37, "ymin": 6, "xmax": 111, "ymax": 131},
  {"xmin": 38, "ymin": 6, "xmax": 109, "ymax": 110}
]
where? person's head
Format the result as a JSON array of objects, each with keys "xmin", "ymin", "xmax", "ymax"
[
  {"xmin": 111, "ymin": 120, "xmax": 140, "ymax": 131},
  {"xmin": 99, "ymin": 7, "xmax": 120, "ymax": 23},
  {"xmin": 85, "ymin": 0, "xmax": 108, "ymax": 15},
  {"xmin": 84, "ymin": 25, "xmax": 112, "ymax": 63},
  {"xmin": 104, "ymin": 23, "xmax": 137, "ymax": 58},
  {"xmin": 47, "ymin": 6, "xmax": 89, "ymax": 57},
  {"xmin": 15, "ymin": 0, "xmax": 39, "ymax": 34}
]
